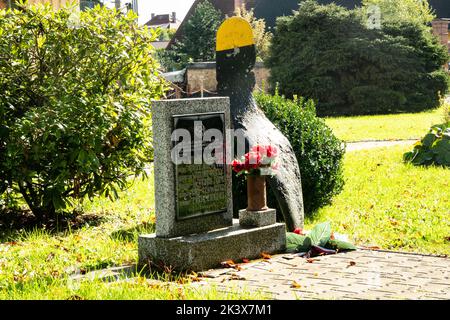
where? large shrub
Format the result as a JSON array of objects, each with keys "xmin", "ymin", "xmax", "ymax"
[
  {"xmin": 0, "ymin": 4, "xmax": 164, "ymax": 221},
  {"xmin": 267, "ymin": 0, "xmax": 449, "ymax": 116},
  {"xmin": 255, "ymin": 91, "xmax": 345, "ymax": 215}
]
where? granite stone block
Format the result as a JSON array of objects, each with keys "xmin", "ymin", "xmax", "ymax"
[
  {"xmin": 239, "ymin": 209, "xmax": 276, "ymax": 227},
  {"xmin": 152, "ymin": 97, "xmax": 233, "ymax": 238},
  {"xmin": 138, "ymin": 219, "xmax": 286, "ymax": 271}
]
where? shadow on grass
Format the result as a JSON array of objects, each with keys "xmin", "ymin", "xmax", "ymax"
[
  {"xmin": 69, "ymin": 262, "xmax": 195, "ymax": 286},
  {"xmin": 110, "ymin": 222, "xmax": 155, "ymax": 243},
  {"xmin": 0, "ymin": 208, "xmax": 105, "ymax": 243}
]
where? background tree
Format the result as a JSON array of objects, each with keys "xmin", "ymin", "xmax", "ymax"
[
  {"xmin": 0, "ymin": 4, "xmax": 164, "ymax": 221},
  {"xmin": 170, "ymin": 0, "xmax": 223, "ymax": 68},
  {"xmin": 267, "ymin": 0, "xmax": 449, "ymax": 116},
  {"xmin": 361, "ymin": 0, "xmax": 435, "ymax": 26},
  {"xmin": 235, "ymin": 5, "xmax": 272, "ymax": 62},
  {"xmin": 156, "ymin": 28, "xmax": 177, "ymax": 42}
]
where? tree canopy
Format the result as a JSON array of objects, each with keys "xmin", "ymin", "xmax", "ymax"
[
  {"xmin": 167, "ymin": 0, "xmax": 223, "ymax": 70},
  {"xmin": 267, "ymin": 0, "xmax": 449, "ymax": 116}
]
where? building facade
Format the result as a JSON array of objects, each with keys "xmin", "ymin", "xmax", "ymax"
[{"xmin": 432, "ymin": 19, "xmax": 450, "ymax": 51}]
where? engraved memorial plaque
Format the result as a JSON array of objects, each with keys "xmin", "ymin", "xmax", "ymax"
[{"xmin": 173, "ymin": 112, "xmax": 227, "ymax": 220}]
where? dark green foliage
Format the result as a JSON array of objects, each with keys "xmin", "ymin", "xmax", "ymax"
[
  {"xmin": 0, "ymin": 5, "xmax": 164, "ymax": 220},
  {"xmin": 404, "ymin": 123, "xmax": 450, "ymax": 167},
  {"xmin": 266, "ymin": 0, "xmax": 449, "ymax": 116},
  {"xmin": 286, "ymin": 233, "xmax": 311, "ymax": 252},
  {"xmin": 255, "ymin": 91, "xmax": 345, "ymax": 215},
  {"xmin": 162, "ymin": 1, "xmax": 223, "ymax": 71},
  {"xmin": 286, "ymin": 222, "xmax": 356, "ymax": 253}
]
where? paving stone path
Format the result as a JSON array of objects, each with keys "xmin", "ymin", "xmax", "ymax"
[{"xmin": 199, "ymin": 249, "xmax": 450, "ymax": 300}]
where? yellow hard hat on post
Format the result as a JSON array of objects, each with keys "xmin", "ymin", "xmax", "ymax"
[{"xmin": 216, "ymin": 17, "xmax": 255, "ymax": 52}]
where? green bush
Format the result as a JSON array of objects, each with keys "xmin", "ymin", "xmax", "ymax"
[
  {"xmin": 404, "ymin": 123, "xmax": 450, "ymax": 167},
  {"xmin": 255, "ymin": 91, "xmax": 345, "ymax": 215},
  {"xmin": 266, "ymin": 0, "xmax": 449, "ymax": 116},
  {"xmin": 0, "ymin": 4, "xmax": 164, "ymax": 221}
]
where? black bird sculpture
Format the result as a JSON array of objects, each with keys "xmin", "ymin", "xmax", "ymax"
[{"xmin": 216, "ymin": 17, "xmax": 304, "ymax": 230}]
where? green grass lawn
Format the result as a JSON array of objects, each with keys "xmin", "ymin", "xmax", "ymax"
[
  {"xmin": 1, "ymin": 143, "xmax": 449, "ymax": 299},
  {"xmin": 306, "ymin": 145, "xmax": 450, "ymax": 256},
  {"xmin": 0, "ymin": 173, "xmax": 267, "ymax": 300},
  {"xmin": 324, "ymin": 107, "xmax": 445, "ymax": 142}
]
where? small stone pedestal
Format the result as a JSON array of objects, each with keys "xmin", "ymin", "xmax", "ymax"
[
  {"xmin": 139, "ymin": 219, "xmax": 286, "ymax": 271},
  {"xmin": 239, "ymin": 208, "xmax": 276, "ymax": 227}
]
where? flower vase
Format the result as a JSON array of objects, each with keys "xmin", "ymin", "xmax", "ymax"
[{"xmin": 247, "ymin": 175, "xmax": 268, "ymax": 211}]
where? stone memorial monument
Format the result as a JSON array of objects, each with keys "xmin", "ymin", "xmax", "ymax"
[
  {"xmin": 138, "ymin": 97, "xmax": 286, "ymax": 271},
  {"xmin": 138, "ymin": 17, "xmax": 303, "ymax": 271}
]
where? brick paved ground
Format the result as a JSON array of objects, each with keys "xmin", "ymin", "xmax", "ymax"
[{"xmin": 198, "ymin": 249, "xmax": 450, "ymax": 300}]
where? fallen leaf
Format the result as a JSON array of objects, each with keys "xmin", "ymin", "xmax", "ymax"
[
  {"xmin": 291, "ymin": 281, "xmax": 301, "ymax": 288},
  {"xmin": 228, "ymin": 274, "xmax": 246, "ymax": 281},
  {"xmin": 261, "ymin": 252, "xmax": 272, "ymax": 260},
  {"xmin": 314, "ymin": 272, "xmax": 319, "ymax": 277},
  {"xmin": 242, "ymin": 258, "xmax": 250, "ymax": 263},
  {"xmin": 188, "ymin": 274, "xmax": 203, "ymax": 282},
  {"xmin": 348, "ymin": 261, "xmax": 356, "ymax": 267},
  {"xmin": 306, "ymin": 258, "xmax": 316, "ymax": 263},
  {"xmin": 221, "ymin": 260, "xmax": 236, "ymax": 268}
]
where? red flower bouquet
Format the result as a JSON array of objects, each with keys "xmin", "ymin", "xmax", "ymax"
[{"xmin": 232, "ymin": 144, "xmax": 280, "ymax": 176}]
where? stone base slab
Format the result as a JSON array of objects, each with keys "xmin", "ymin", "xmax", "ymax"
[
  {"xmin": 239, "ymin": 208, "xmax": 276, "ymax": 227},
  {"xmin": 138, "ymin": 219, "xmax": 286, "ymax": 271}
]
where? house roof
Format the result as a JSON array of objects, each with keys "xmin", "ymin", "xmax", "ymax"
[
  {"xmin": 145, "ymin": 14, "xmax": 181, "ymax": 27},
  {"xmin": 151, "ymin": 41, "xmax": 170, "ymax": 50},
  {"xmin": 168, "ymin": 0, "xmax": 450, "ymax": 48},
  {"xmin": 253, "ymin": 0, "xmax": 450, "ymax": 29},
  {"xmin": 429, "ymin": 0, "xmax": 450, "ymax": 18},
  {"xmin": 145, "ymin": 14, "xmax": 170, "ymax": 26}
]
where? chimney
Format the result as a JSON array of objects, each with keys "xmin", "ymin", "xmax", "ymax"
[
  {"xmin": 172, "ymin": 12, "xmax": 176, "ymax": 23},
  {"xmin": 114, "ymin": 0, "xmax": 121, "ymax": 10},
  {"xmin": 151, "ymin": 13, "xmax": 155, "ymax": 19},
  {"xmin": 431, "ymin": 19, "xmax": 450, "ymax": 70}
]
